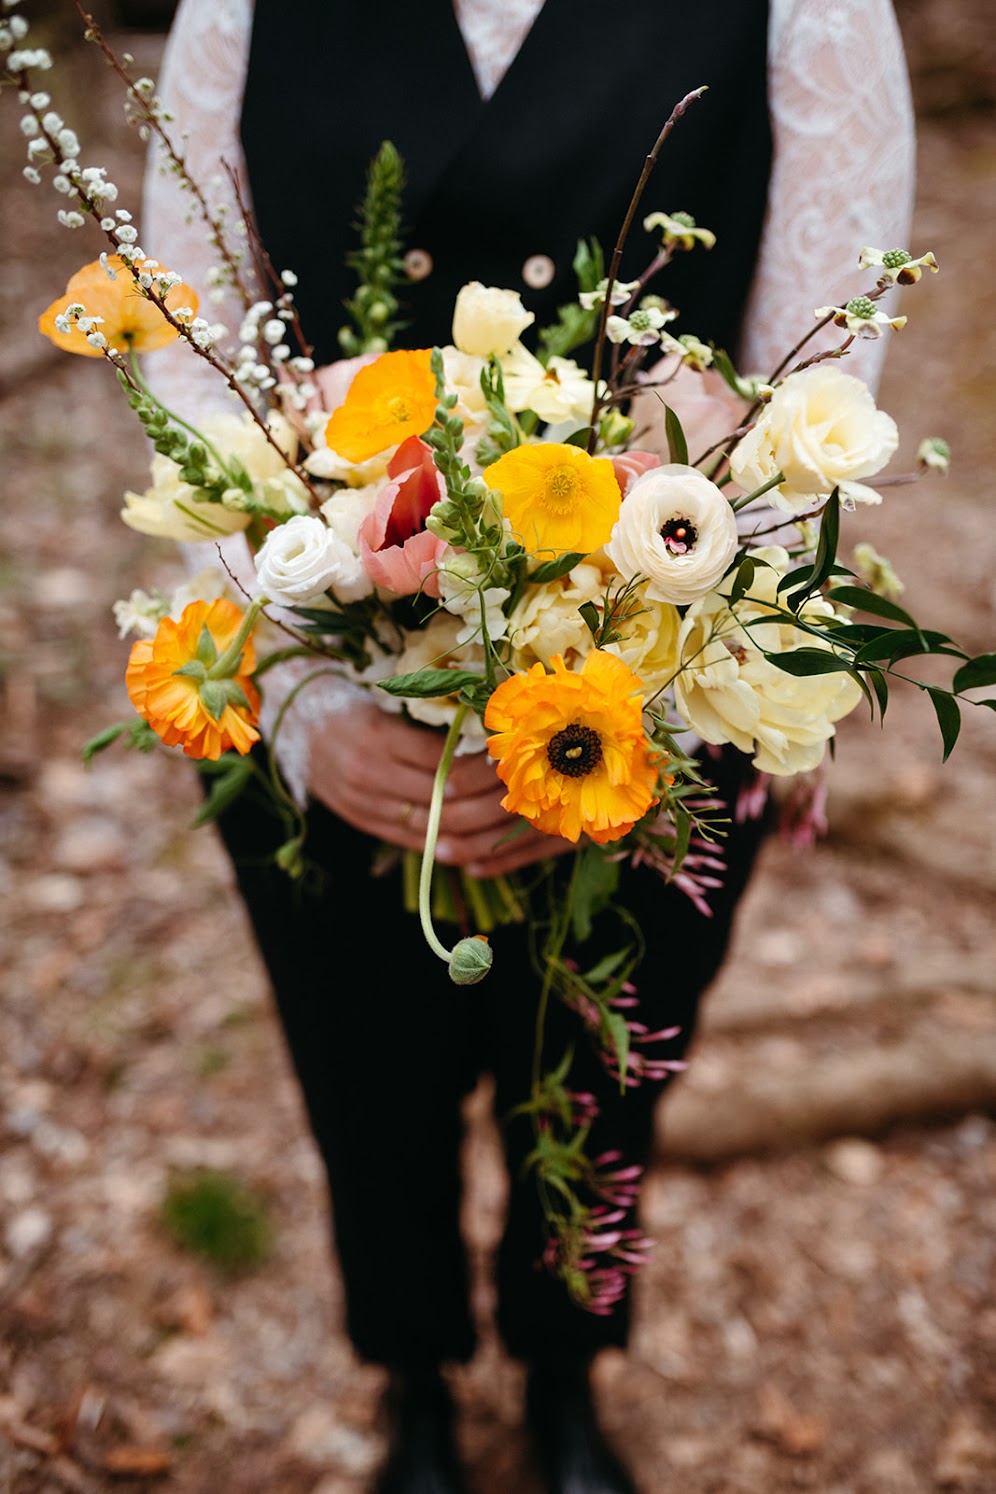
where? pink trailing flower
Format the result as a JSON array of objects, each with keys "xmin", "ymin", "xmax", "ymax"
[
  {"xmin": 611, "ymin": 448, "xmax": 661, "ymax": 495},
  {"xmin": 358, "ymin": 435, "xmax": 447, "ymax": 598},
  {"xmin": 778, "ymin": 770, "xmax": 829, "ymax": 847}
]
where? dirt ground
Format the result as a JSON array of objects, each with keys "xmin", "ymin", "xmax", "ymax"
[{"xmin": 1, "ymin": 7, "xmax": 995, "ymax": 1493}]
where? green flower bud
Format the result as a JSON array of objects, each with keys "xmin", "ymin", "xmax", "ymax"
[
  {"xmin": 881, "ymin": 248, "xmax": 912, "ymax": 269},
  {"xmin": 845, "ymin": 296, "xmax": 877, "ymax": 319},
  {"xmin": 448, "ymin": 935, "xmax": 493, "ymax": 986}
]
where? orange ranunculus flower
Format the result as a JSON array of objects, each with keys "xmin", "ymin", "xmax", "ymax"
[
  {"xmin": 125, "ymin": 599, "xmax": 260, "ymax": 761},
  {"xmin": 323, "ymin": 347, "xmax": 438, "ymax": 463},
  {"xmin": 484, "ymin": 650, "xmax": 660, "ymax": 844},
  {"xmin": 482, "ymin": 442, "xmax": 621, "ymax": 557},
  {"xmin": 38, "ymin": 256, "xmax": 199, "ymax": 357}
]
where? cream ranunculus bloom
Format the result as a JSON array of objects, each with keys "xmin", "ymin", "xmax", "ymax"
[
  {"xmin": 254, "ymin": 513, "xmax": 371, "ymax": 605},
  {"xmin": 506, "ymin": 560, "xmax": 606, "ymax": 672},
  {"xmin": 452, "ymin": 282, "xmax": 535, "ymax": 358},
  {"xmin": 729, "ymin": 366, "xmax": 899, "ymax": 515},
  {"xmin": 603, "ymin": 464, "xmax": 738, "ymax": 607},
  {"xmin": 674, "ymin": 546, "xmax": 864, "ymax": 775},
  {"xmin": 604, "ymin": 587, "xmax": 681, "ymax": 704}
]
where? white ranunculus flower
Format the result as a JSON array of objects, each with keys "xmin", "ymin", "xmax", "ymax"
[
  {"xmin": 254, "ymin": 514, "xmax": 370, "ymax": 605},
  {"xmin": 674, "ymin": 546, "xmax": 864, "ymax": 775},
  {"xmin": 604, "ymin": 464, "xmax": 738, "ymax": 607},
  {"xmin": 205, "ymin": 410, "xmax": 310, "ymax": 516},
  {"xmin": 451, "ymin": 281, "xmax": 535, "ymax": 358},
  {"xmin": 729, "ymin": 366, "xmax": 899, "ymax": 515}
]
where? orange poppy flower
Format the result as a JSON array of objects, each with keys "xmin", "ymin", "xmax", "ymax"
[
  {"xmin": 484, "ymin": 650, "xmax": 660, "ymax": 844},
  {"xmin": 38, "ymin": 256, "xmax": 199, "ymax": 358},
  {"xmin": 126, "ymin": 599, "xmax": 260, "ymax": 761},
  {"xmin": 482, "ymin": 442, "xmax": 621, "ymax": 557},
  {"xmin": 324, "ymin": 348, "xmax": 438, "ymax": 463}
]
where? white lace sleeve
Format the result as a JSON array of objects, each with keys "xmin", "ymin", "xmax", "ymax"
[
  {"xmin": 740, "ymin": 0, "xmax": 916, "ymax": 393},
  {"xmin": 142, "ymin": 0, "xmax": 362, "ymax": 807}
]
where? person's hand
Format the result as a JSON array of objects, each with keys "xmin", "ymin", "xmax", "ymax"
[{"xmin": 307, "ymin": 698, "xmax": 572, "ymax": 876}]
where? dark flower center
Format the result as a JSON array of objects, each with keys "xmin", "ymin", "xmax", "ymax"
[
  {"xmin": 547, "ymin": 722, "xmax": 603, "ymax": 778},
  {"xmin": 660, "ymin": 515, "xmax": 697, "ymax": 555}
]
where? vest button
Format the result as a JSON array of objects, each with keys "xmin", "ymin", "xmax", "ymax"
[
  {"xmin": 522, "ymin": 253, "xmax": 555, "ymax": 289},
  {"xmin": 404, "ymin": 248, "xmax": 433, "ymax": 282}
]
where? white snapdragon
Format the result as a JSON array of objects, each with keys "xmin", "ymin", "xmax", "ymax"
[
  {"xmin": 605, "ymin": 465, "xmax": 738, "ymax": 607},
  {"xmin": 254, "ymin": 514, "xmax": 367, "ymax": 605},
  {"xmin": 437, "ymin": 554, "xmax": 510, "ymax": 646},
  {"xmin": 729, "ymin": 366, "xmax": 899, "ymax": 515}
]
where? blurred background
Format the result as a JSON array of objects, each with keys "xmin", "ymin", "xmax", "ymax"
[{"xmin": 1, "ymin": 3, "xmax": 995, "ymax": 1490}]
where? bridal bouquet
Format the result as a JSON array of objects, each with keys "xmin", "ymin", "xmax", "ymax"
[{"xmin": 6, "ymin": 3, "xmax": 992, "ymax": 1310}]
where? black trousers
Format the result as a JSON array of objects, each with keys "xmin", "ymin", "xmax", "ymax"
[{"xmin": 211, "ymin": 748, "xmax": 767, "ymax": 1368}]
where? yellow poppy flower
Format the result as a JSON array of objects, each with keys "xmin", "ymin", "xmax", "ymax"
[
  {"xmin": 126, "ymin": 599, "xmax": 260, "ymax": 761},
  {"xmin": 324, "ymin": 348, "xmax": 438, "ymax": 463},
  {"xmin": 482, "ymin": 442, "xmax": 621, "ymax": 557},
  {"xmin": 484, "ymin": 650, "xmax": 660, "ymax": 844},
  {"xmin": 38, "ymin": 256, "xmax": 199, "ymax": 357}
]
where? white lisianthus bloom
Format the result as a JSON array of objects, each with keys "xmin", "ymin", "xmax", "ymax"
[
  {"xmin": 254, "ymin": 514, "xmax": 370, "ymax": 605},
  {"xmin": 499, "ymin": 345, "xmax": 599, "ymax": 426},
  {"xmin": 604, "ymin": 464, "xmax": 738, "ymax": 607},
  {"xmin": 363, "ymin": 613, "xmax": 488, "ymax": 746},
  {"xmin": 729, "ymin": 367, "xmax": 899, "ymax": 515},
  {"xmin": 674, "ymin": 546, "xmax": 864, "ymax": 775},
  {"xmin": 452, "ymin": 282, "xmax": 535, "ymax": 358}
]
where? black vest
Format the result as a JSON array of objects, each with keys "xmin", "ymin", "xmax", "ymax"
[{"xmin": 241, "ymin": 0, "xmax": 771, "ymax": 365}]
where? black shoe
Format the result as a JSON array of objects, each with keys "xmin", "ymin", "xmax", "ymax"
[
  {"xmin": 374, "ymin": 1368, "xmax": 467, "ymax": 1494},
  {"xmin": 526, "ymin": 1359, "xmax": 638, "ymax": 1494}
]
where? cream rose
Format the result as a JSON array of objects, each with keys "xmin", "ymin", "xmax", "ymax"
[
  {"xmin": 729, "ymin": 367, "xmax": 898, "ymax": 515},
  {"xmin": 254, "ymin": 514, "xmax": 371, "ymax": 605},
  {"xmin": 673, "ymin": 546, "xmax": 864, "ymax": 775},
  {"xmin": 604, "ymin": 464, "xmax": 738, "ymax": 607},
  {"xmin": 452, "ymin": 282, "xmax": 535, "ymax": 358}
]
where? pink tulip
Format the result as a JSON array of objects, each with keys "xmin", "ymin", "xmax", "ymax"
[{"xmin": 358, "ymin": 436, "xmax": 448, "ymax": 598}]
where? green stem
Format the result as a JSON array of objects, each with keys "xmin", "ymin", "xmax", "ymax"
[
  {"xmin": 418, "ymin": 703, "xmax": 470, "ymax": 965},
  {"xmin": 730, "ymin": 470, "xmax": 785, "ymax": 512},
  {"xmin": 208, "ymin": 596, "xmax": 268, "ymax": 679},
  {"xmin": 128, "ymin": 349, "xmax": 232, "ymax": 475}
]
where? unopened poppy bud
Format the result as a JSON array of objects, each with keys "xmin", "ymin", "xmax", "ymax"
[{"xmin": 448, "ymin": 935, "xmax": 492, "ymax": 986}]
